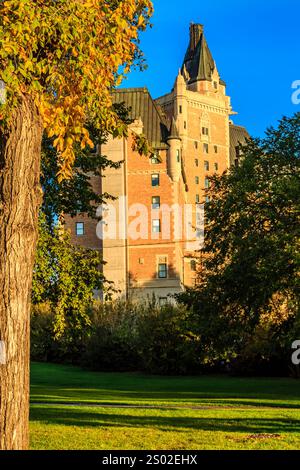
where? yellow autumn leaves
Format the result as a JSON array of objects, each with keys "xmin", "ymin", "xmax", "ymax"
[{"xmin": 0, "ymin": 0, "xmax": 154, "ymax": 181}]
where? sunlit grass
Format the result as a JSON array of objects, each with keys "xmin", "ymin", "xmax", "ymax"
[{"xmin": 30, "ymin": 362, "xmax": 300, "ymax": 450}]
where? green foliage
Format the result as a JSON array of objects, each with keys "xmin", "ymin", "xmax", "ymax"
[
  {"xmin": 31, "ymin": 299, "xmax": 200, "ymax": 375},
  {"xmin": 82, "ymin": 301, "xmax": 142, "ymax": 371},
  {"xmin": 136, "ymin": 303, "xmax": 200, "ymax": 375},
  {"xmin": 85, "ymin": 300, "xmax": 200, "ymax": 374},
  {"xmin": 177, "ymin": 113, "xmax": 300, "ymax": 374},
  {"xmin": 32, "ymin": 215, "xmax": 112, "ymax": 357},
  {"xmin": 31, "ymin": 303, "xmax": 54, "ymax": 362}
]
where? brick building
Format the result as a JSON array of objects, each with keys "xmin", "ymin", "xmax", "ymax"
[{"xmin": 65, "ymin": 23, "xmax": 249, "ymax": 302}]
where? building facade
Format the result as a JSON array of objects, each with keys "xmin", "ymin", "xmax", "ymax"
[{"xmin": 65, "ymin": 23, "xmax": 249, "ymax": 302}]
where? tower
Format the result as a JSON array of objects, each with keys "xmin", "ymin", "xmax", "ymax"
[
  {"xmin": 173, "ymin": 71, "xmax": 188, "ymax": 150},
  {"xmin": 167, "ymin": 117, "xmax": 182, "ymax": 182},
  {"xmin": 156, "ymin": 23, "xmax": 233, "ymax": 207}
]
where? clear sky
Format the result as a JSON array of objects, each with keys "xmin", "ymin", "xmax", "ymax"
[{"xmin": 120, "ymin": 0, "xmax": 300, "ymax": 137}]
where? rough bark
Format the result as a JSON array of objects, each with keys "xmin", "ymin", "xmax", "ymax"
[{"xmin": 0, "ymin": 95, "xmax": 43, "ymax": 450}]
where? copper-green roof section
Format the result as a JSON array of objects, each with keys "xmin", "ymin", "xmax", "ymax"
[
  {"xmin": 112, "ymin": 88, "xmax": 169, "ymax": 150},
  {"xmin": 229, "ymin": 123, "xmax": 250, "ymax": 166}
]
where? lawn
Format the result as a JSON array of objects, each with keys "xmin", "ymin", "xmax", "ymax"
[{"xmin": 30, "ymin": 362, "xmax": 300, "ymax": 450}]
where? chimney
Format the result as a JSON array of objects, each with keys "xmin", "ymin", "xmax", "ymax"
[{"xmin": 190, "ymin": 23, "xmax": 204, "ymax": 51}]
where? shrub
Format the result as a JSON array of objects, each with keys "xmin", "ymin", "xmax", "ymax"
[
  {"xmin": 82, "ymin": 301, "xmax": 143, "ymax": 372},
  {"xmin": 31, "ymin": 298, "xmax": 201, "ymax": 375}
]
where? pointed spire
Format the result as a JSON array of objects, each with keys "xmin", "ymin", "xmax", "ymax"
[
  {"xmin": 168, "ymin": 117, "xmax": 181, "ymax": 141},
  {"xmin": 182, "ymin": 23, "xmax": 218, "ymax": 84},
  {"xmin": 189, "ymin": 23, "xmax": 204, "ymax": 51},
  {"xmin": 174, "ymin": 69, "xmax": 185, "ymax": 87}
]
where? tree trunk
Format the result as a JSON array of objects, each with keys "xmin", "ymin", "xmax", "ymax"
[{"xmin": 0, "ymin": 95, "xmax": 43, "ymax": 450}]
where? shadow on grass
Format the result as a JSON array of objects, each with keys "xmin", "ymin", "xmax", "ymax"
[
  {"xmin": 30, "ymin": 405, "xmax": 300, "ymax": 435},
  {"xmin": 30, "ymin": 386, "xmax": 300, "ymax": 410}
]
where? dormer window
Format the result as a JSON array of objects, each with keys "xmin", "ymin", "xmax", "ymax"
[{"xmin": 151, "ymin": 155, "xmax": 160, "ymax": 164}]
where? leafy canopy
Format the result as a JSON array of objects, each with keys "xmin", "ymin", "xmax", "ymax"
[
  {"xmin": 32, "ymin": 214, "xmax": 115, "ymax": 339},
  {"xmin": 0, "ymin": 0, "xmax": 153, "ymax": 179},
  {"xmin": 177, "ymin": 114, "xmax": 300, "ymax": 364}
]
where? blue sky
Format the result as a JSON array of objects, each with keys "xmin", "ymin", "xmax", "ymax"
[{"xmin": 120, "ymin": 0, "xmax": 300, "ymax": 137}]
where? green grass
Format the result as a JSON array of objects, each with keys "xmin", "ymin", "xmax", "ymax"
[{"xmin": 30, "ymin": 362, "xmax": 300, "ymax": 450}]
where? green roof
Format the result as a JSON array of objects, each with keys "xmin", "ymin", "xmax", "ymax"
[
  {"xmin": 229, "ymin": 123, "xmax": 250, "ymax": 164},
  {"xmin": 112, "ymin": 88, "xmax": 169, "ymax": 149}
]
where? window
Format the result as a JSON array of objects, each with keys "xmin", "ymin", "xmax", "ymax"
[
  {"xmin": 202, "ymin": 127, "xmax": 209, "ymax": 136},
  {"xmin": 213, "ymin": 81, "xmax": 218, "ymax": 90},
  {"xmin": 205, "ymin": 177, "xmax": 210, "ymax": 189},
  {"xmin": 139, "ymin": 258, "xmax": 144, "ymax": 265},
  {"xmin": 214, "ymin": 145, "xmax": 218, "ymax": 153},
  {"xmin": 151, "ymin": 174, "xmax": 160, "ymax": 187},
  {"xmin": 90, "ymin": 144, "xmax": 98, "ymax": 155},
  {"xmin": 176, "ymin": 149, "xmax": 180, "ymax": 163},
  {"xmin": 158, "ymin": 263, "xmax": 168, "ymax": 279},
  {"xmin": 195, "ymin": 176, "xmax": 199, "ymax": 185},
  {"xmin": 204, "ymin": 160, "xmax": 209, "ymax": 171},
  {"xmin": 184, "ymin": 121, "xmax": 187, "ymax": 129},
  {"xmin": 214, "ymin": 163, "xmax": 219, "ymax": 171},
  {"xmin": 191, "ymin": 260, "xmax": 197, "ymax": 272},
  {"xmin": 234, "ymin": 159, "xmax": 239, "ymax": 168},
  {"xmin": 76, "ymin": 222, "xmax": 84, "ymax": 236},
  {"xmin": 179, "ymin": 105, "xmax": 182, "ymax": 114},
  {"xmin": 195, "ymin": 194, "xmax": 200, "ymax": 204},
  {"xmin": 203, "ymin": 143, "xmax": 209, "ymax": 154},
  {"xmin": 151, "ymin": 154, "xmax": 160, "ymax": 164},
  {"xmin": 152, "ymin": 219, "xmax": 161, "ymax": 233},
  {"xmin": 235, "ymin": 146, "xmax": 240, "ymax": 158},
  {"xmin": 205, "ymin": 195, "xmax": 211, "ymax": 204},
  {"xmin": 195, "ymin": 159, "xmax": 199, "ymax": 167},
  {"xmin": 152, "ymin": 196, "xmax": 160, "ymax": 210},
  {"xmin": 194, "ymin": 141, "xmax": 198, "ymax": 149}
]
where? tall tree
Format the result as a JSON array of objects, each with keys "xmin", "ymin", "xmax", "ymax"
[
  {"xmin": 0, "ymin": 0, "xmax": 153, "ymax": 449},
  {"xmin": 32, "ymin": 214, "xmax": 112, "ymax": 352},
  {"xmin": 178, "ymin": 114, "xmax": 300, "ymax": 366}
]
